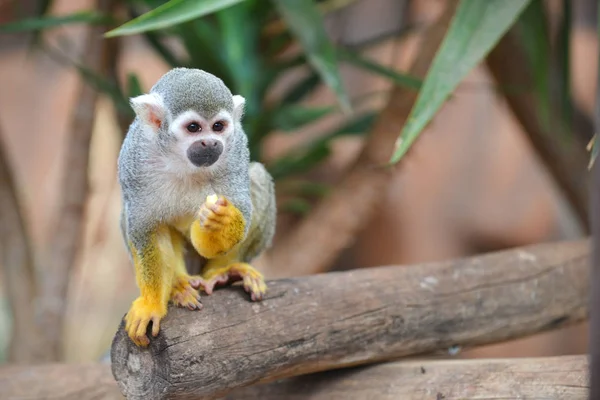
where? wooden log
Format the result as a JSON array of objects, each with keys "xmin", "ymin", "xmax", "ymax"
[
  {"xmin": 111, "ymin": 239, "xmax": 590, "ymax": 400},
  {"xmin": 0, "ymin": 356, "xmax": 587, "ymax": 400},
  {"xmin": 227, "ymin": 355, "xmax": 589, "ymax": 399},
  {"xmin": 0, "ymin": 363, "xmax": 122, "ymax": 400}
]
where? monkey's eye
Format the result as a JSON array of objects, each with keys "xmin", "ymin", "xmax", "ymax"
[
  {"xmin": 212, "ymin": 121, "xmax": 225, "ymax": 132},
  {"xmin": 187, "ymin": 123, "xmax": 201, "ymax": 133}
]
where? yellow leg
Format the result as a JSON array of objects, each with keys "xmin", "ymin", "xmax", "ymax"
[
  {"xmin": 125, "ymin": 225, "xmax": 173, "ymax": 347},
  {"xmin": 197, "ymin": 248, "xmax": 267, "ymax": 301},
  {"xmin": 168, "ymin": 228, "xmax": 202, "ymax": 310},
  {"xmin": 190, "ymin": 195, "xmax": 246, "ymax": 259}
]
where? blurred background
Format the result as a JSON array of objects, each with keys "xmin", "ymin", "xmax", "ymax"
[{"xmin": 0, "ymin": 0, "xmax": 594, "ymax": 364}]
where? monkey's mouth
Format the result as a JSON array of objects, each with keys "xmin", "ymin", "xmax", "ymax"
[{"xmin": 187, "ymin": 139, "xmax": 223, "ymax": 167}]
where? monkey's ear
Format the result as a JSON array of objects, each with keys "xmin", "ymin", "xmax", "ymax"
[
  {"xmin": 232, "ymin": 95, "xmax": 245, "ymax": 122},
  {"xmin": 130, "ymin": 93, "xmax": 166, "ymax": 131}
]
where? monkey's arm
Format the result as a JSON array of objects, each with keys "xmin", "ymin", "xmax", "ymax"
[
  {"xmin": 189, "ymin": 162, "xmax": 276, "ymax": 300},
  {"xmin": 189, "ymin": 195, "xmax": 247, "ymax": 259}
]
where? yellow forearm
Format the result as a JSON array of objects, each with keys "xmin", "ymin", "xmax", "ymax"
[
  {"xmin": 128, "ymin": 227, "xmax": 173, "ymax": 306},
  {"xmin": 190, "ymin": 198, "xmax": 246, "ymax": 259}
]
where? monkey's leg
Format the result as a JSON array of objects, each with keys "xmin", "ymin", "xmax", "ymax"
[
  {"xmin": 125, "ymin": 225, "xmax": 174, "ymax": 347},
  {"xmin": 168, "ymin": 228, "xmax": 203, "ymax": 310}
]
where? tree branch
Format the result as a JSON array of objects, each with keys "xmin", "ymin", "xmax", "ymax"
[
  {"xmin": 0, "ymin": 355, "xmax": 588, "ymax": 400},
  {"xmin": 485, "ymin": 30, "xmax": 590, "ymax": 231},
  {"xmin": 263, "ymin": 0, "xmax": 460, "ymax": 277},
  {"xmin": 586, "ymin": 9, "xmax": 600, "ymax": 397},
  {"xmin": 36, "ymin": 0, "xmax": 118, "ymax": 361},
  {"xmin": 111, "ymin": 238, "xmax": 590, "ymax": 400},
  {"xmin": 0, "ymin": 363, "xmax": 121, "ymax": 400},
  {"xmin": 0, "ymin": 132, "xmax": 42, "ymax": 363},
  {"xmin": 227, "ymin": 355, "xmax": 588, "ymax": 400}
]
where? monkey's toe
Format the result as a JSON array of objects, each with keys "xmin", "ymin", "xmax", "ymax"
[
  {"xmin": 170, "ymin": 276, "xmax": 203, "ymax": 310},
  {"xmin": 198, "ymin": 263, "xmax": 267, "ymax": 301}
]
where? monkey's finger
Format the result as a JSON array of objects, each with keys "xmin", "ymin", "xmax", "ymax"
[
  {"xmin": 128, "ymin": 317, "xmax": 141, "ymax": 339},
  {"xmin": 200, "ymin": 216, "xmax": 225, "ymax": 228},
  {"xmin": 136, "ymin": 318, "xmax": 150, "ymax": 341},
  {"xmin": 215, "ymin": 196, "xmax": 228, "ymax": 207},
  {"xmin": 189, "ymin": 277, "xmax": 206, "ymax": 289},
  {"xmin": 125, "ymin": 314, "xmax": 132, "ymax": 332},
  {"xmin": 151, "ymin": 316, "xmax": 161, "ymax": 337}
]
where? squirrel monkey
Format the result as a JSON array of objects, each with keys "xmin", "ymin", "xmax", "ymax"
[{"xmin": 117, "ymin": 68, "xmax": 276, "ymax": 347}]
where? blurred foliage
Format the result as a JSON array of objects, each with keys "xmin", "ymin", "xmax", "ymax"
[
  {"xmin": 1, "ymin": 0, "xmax": 593, "ymax": 178},
  {"xmin": 390, "ymin": 0, "xmax": 532, "ymax": 164},
  {"xmin": 0, "ymin": 0, "xmax": 418, "ymax": 187}
]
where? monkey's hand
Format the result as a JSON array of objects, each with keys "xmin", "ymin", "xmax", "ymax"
[
  {"xmin": 192, "ymin": 262, "xmax": 266, "ymax": 301},
  {"xmin": 190, "ymin": 195, "xmax": 246, "ymax": 259},
  {"xmin": 124, "ymin": 296, "xmax": 167, "ymax": 347}
]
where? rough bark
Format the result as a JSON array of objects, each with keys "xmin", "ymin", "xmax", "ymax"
[
  {"xmin": 37, "ymin": 0, "xmax": 117, "ymax": 361},
  {"xmin": 0, "ymin": 133, "xmax": 42, "ymax": 363},
  {"xmin": 485, "ymin": 30, "xmax": 590, "ymax": 231},
  {"xmin": 0, "ymin": 363, "xmax": 122, "ymax": 400},
  {"xmin": 111, "ymin": 238, "xmax": 590, "ymax": 400},
  {"xmin": 228, "ymin": 355, "xmax": 589, "ymax": 400},
  {"xmin": 263, "ymin": 0, "xmax": 459, "ymax": 278}
]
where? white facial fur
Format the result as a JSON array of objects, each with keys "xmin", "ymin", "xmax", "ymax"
[
  {"xmin": 170, "ymin": 109, "xmax": 233, "ymax": 171},
  {"xmin": 130, "ymin": 92, "xmax": 246, "ymax": 177}
]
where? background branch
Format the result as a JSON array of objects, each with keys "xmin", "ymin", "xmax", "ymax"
[
  {"xmin": 36, "ymin": 0, "xmax": 119, "ymax": 361},
  {"xmin": 227, "ymin": 355, "xmax": 588, "ymax": 400},
  {"xmin": 0, "ymin": 355, "xmax": 588, "ymax": 400},
  {"xmin": 586, "ymin": 4, "xmax": 600, "ymax": 396},
  {"xmin": 0, "ymin": 131, "xmax": 42, "ymax": 363},
  {"xmin": 263, "ymin": 0, "xmax": 459, "ymax": 277},
  {"xmin": 485, "ymin": 29, "xmax": 590, "ymax": 231},
  {"xmin": 0, "ymin": 363, "xmax": 121, "ymax": 400},
  {"xmin": 111, "ymin": 238, "xmax": 589, "ymax": 400}
]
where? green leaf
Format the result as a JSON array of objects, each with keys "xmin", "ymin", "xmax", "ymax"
[
  {"xmin": 337, "ymin": 48, "xmax": 422, "ymax": 90},
  {"xmin": 281, "ymin": 198, "xmax": 312, "ymax": 215},
  {"xmin": 390, "ymin": 0, "xmax": 532, "ymax": 164},
  {"xmin": 141, "ymin": 30, "xmax": 182, "ymax": 67},
  {"xmin": 272, "ymin": 105, "xmax": 335, "ymax": 132},
  {"xmin": 216, "ymin": 1, "xmax": 262, "ymax": 110},
  {"xmin": 0, "ymin": 11, "xmax": 112, "ymax": 34},
  {"xmin": 280, "ymin": 71, "xmax": 321, "ymax": 104},
  {"xmin": 268, "ymin": 112, "xmax": 376, "ymax": 179},
  {"xmin": 268, "ymin": 143, "xmax": 331, "ymax": 180},
  {"xmin": 516, "ymin": 0, "xmax": 551, "ymax": 128},
  {"xmin": 273, "ymin": 0, "xmax": 350, "ymax": 113},
  {"xmin": 554, "ymin": 0, "xmax": 573, "ymax": 131},
  {"xmin": 105, "ymin": 0, "xmax": 245, "ymax": 37},
  {"xmin": 126, "ymin": 73, "xmax": 144, "ymax": 98},
  {"xmin": 588, "ymin": 134, "xmax": 598, "ymax": 170},
  {"xmin": 279, "ymin": 180, "xmax": 331, "ymax": 197}
]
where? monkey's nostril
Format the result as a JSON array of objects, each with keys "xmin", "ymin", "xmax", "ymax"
[
  {"xmin": 212, "ymin": 141, "xmax": 218, "ymax": 147},
  {"xmin": 200, "ymin": 140, "xmax": 207, "ymax": 147}
]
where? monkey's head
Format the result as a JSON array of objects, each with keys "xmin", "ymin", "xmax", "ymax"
[{"xmin": 129, "ymin": 68, "xmax": 245, "ymax": 173}]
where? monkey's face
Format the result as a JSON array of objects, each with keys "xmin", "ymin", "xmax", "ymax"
[
  {"xmin": 170, "ymin": 109, "xmax": 234, "ymax": 170},
  {"xmin": 129, "ymin": 74, "xmax": 245, "ymax": 175}
]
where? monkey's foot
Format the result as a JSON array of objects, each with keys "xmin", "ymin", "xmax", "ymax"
[
  {"xmin": 191, "ymin": 195, "xmax": 245, "ymax": 258},
  {"xmin": 191, "ymin": 263, "xmax": 267, "ymax": 301},
  {"xmin": 124, "ymin": 297, "xmax": 167, "ymax": 347},
  {"xmin": 170, "ymin": 275, "xmax": 203, "ymax": 311}
]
